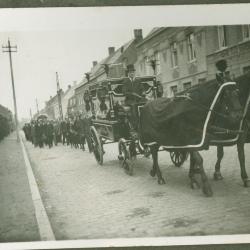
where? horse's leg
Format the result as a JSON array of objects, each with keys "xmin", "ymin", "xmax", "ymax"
[
  {"xmin": 149, "ymin": 145, "xmax": 156, "ymax": 177},
  {"xmin": 192, "ymin": 151, "xmax": 213, "ymax": 197},
  {"xmin": 127, "ymin": 140, "xmax": 136, "ymax": 176},
  {"xmin": 237, "ymin": 123, "xmax": 250, "ymax": 187},
  {"xmin": 151, "ymin": 145, "xmax": 166, "ymax": 184},
  {"xmin": 214, "ymin": 146, "xmax": 224, "ymax": 180},
  {"xmin": 189, "ymin": 152, "xmax": 200, "ymax": 189}
]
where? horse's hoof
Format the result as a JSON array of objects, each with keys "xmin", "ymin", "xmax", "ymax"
[
  {"xmin": 243, "ymin": 179, "xmax": 250, "ymax": 187},
  {"xmin": 118, "ymin": 155, "xmax": 124, "ymax": 161},
  {"xmin": 124, "ymin": 160, "xmax": 133, "ymax": 176},
  {"xmin": 191, "ymin": 181, "xmax": 200, "ymax": 189},
  {"xmin": 158, "ymin": 178, "xmax": 166, "ymax": 185},
  {"xmin": 214, "ymin": 171, "xmax": 223, "ymax": 181},
  {"xmin": 150, "ymin": 169, "xmax": 156, "ymax": 177},
  {"xmin": 202, "ymin": 181, "xmax": 213, "ymax": 197}
]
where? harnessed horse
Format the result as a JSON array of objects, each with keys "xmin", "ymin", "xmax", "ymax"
[
  {"xmin": 212, "ymin": 73, "xmax": 250, "ymax": 188},
  {"xmin": 140, "ymin": 76, "xmax": 248, "ymax": 197}
]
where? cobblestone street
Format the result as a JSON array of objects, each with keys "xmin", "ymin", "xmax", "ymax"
[{"xmin": 23, "ymin": 134, "xmax": 250, "ymax": 240}]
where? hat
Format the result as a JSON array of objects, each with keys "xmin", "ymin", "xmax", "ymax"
[
  {"xmin": 216, "ymin": 59, "xmax": 227, "ymax": 72},
  {"xmin": 126, "ymin": 64, "xmax": 135, "ymax": 72}
]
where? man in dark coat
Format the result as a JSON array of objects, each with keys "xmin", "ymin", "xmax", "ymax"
[
  {"xmin": 122, "ymin": 64, "xmax": 146, "ymax": 136},
  {"xmin": 46, "ymin": 120, "xmax": 54, "ymax": 148},
  {"xmin": 53, "ymin": 120, "xmax": 61, "ymax": 146},
  {"xmin": 60, "ymin": 119, "xmax": 68, "ymax": 145},
  {"xmin": 31, "ymin": 120, "xmax": 37, "ymax": 147},
  {"xmin": 36, "ymin": 120, "xmax": 44, "ymax": 148},
  {"xmin": 123, "ymin": 64, "xmax": 146, "ymax": 107}
]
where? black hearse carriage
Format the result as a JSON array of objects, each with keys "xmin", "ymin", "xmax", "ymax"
[{"xmin": 88, "ymin": 75, "xmax": 187, "ymax": 170}]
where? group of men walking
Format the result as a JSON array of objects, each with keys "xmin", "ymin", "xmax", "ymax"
[{"xmin": 23, "ymin": 113, "xmax": 93, "ymax": 152}]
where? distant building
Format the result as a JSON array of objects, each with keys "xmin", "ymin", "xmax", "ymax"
[
  {"xmin": 135, "ymin": 25, "xmax": 250, "ymax": 97},
  {"xmin": 135, "ymin": 27, "xmax": 207, "ymax": 97},
  {"xmin": 67, "ymin": 95, "xmax": 77, "ymax": 118},
  {"xmin": 45, "ymin": 89, "xmax": 64, "ymax": 120},
  {"xmin": 61, "ymin": 82, "xmax": 77, "ymax": 118}
]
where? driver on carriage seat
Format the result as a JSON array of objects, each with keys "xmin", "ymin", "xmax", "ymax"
[{"xmin": 122, "ymin": 64, "xmax": 147, "ymax": 139}]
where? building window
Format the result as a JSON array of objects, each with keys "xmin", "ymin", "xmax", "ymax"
[
  {"xmin": 242, "ymin": 25, "xmax": 250, "ymax": 40},
  {"xmin": 154, "ymin": 51, "xmax": 161, "ymax": 75},
  {"xmin": 170, "ymin": 42, "xmax": 178, "ymax": 68},
  {"xmin": 217, "ymin": 26, "xmax": 227, "ymax": 49},
  {"xmin": 183, "ymin": 82, "xmax": 191, "ymax": 90},
  {"xmin": 198, "ymin": 78, "xmax": 206, "ymax": 84},
  {"xmin": 170, "ymin": 85, "xmax": 178, "ymax": 96},
  {"xmin": 243, "ymin": 65, "xmax": 250, "ymax": 74},
  {"xmin": 187, "ymin": 33, "xmax": 196, "ymax": 61}
]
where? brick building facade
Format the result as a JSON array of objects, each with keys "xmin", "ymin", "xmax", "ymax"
[
  {"xmin": 135, "ymin": 27, "xmax": 207, "ymax": 97},
  {"xmin": 206, "ymin": 25, "xmax": 250, "ymax": 80},
  {"xmin": 135, "ymin": 25, "xmax": 250, "ymax": 97}
]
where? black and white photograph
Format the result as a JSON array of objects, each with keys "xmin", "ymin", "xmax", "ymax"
[{"xmin": 0, "ymin": 3, "xmax": 250, "ymax": 250}]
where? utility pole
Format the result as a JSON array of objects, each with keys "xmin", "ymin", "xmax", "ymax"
[
  {"xmin": 36, "ymin": 98, "xmax": 39, "ymax": 114},
  {"xmin": 56, "ymin": 72, "xmax": 63, "ymax": 120},
  {"xmin": 2, "ymin": 39, "xmax": 19, "ymax": 142},
  {"xmin": 30, "ymin": 108, "xmax": 33, "ymax": 120}
]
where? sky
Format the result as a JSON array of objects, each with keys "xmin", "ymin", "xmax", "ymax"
[{"xmin": 1, "ymin": 4, "xmax": 250, "ymax": 119}]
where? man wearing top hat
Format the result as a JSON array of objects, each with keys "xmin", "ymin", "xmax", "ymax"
[
  {"xmin": 123, "ymin": 64, "xmax": 146, "ymax": 106},
  {"xmin": 122, "ymin": 64, "xmax": 146, "ymax": 138}
]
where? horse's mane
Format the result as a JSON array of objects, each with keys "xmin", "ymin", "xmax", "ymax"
[
  {"xmin": 177, "ymin": 78, "xmax": 218, "ymax": 96},
  {"xmin": 234, "ymin": 72, "xmax": 250, "ymax": 108}
]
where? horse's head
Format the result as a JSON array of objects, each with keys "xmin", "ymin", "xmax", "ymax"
[{"xmin": 219, "ymin": 84, "xmax": 243, "ymax": 125}]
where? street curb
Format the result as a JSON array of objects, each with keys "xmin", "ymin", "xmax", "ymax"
[{"xmin": 19, "ymin": 134, "xmax": 56, "ymax": 241}]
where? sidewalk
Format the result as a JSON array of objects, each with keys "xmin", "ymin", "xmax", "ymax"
[{"xmin": 0, "ymin": 133, "xmax": 40, "ymax": 242}]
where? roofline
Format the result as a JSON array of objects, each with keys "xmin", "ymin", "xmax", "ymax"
[
  {"xmin": 88, "ymin": 38, "xmax": 135, "ymax": 80},
  {"xmin": 136, "ymin": 27, "xmax": 168, "ymax": 47},
  {"xmin": 75, "ymin": 80, "xmax": 88, "ymax": 91}
]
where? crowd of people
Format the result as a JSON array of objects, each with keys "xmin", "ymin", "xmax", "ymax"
[{"xmin": 23, "ymin": 113, "xmax": 93, "ymax": 152}]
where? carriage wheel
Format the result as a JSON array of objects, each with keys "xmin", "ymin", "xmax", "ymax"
[
  {"xmin": 170, "ymin": 151, "xmax": 188, "ymax": 167},
  {"xmin": 90, "ymin": 126, "xmax": 103, "ymax": 165},
  {"xmin": 118, "ymin": 138, "xmax": 133, "ymax": 176}
]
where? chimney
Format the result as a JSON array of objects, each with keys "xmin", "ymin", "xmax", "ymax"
[
  {"xmin": 108, "ymin": 47, "xmax": 115, "ymax": 56},
  {"xmin": 92, "ymin": 61, "xmax": 98, "ymax": 67},
  {"xmin": 134, "ymin": 29, "xmax": 143, "ymax": 41}
]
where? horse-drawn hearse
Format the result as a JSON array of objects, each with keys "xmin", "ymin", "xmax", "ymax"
[
  {"xmin": 86, "ymin": 75, "xmax": 187, "ymax": 173},
  {"xmin": 86, "ymin": 70, "xmax": 250, "ymax": 197}
]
